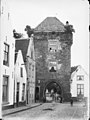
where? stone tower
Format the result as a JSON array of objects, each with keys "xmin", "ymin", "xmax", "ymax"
[{"xmin": 34, "ymin": 17, "xmax": 74, "ymax": 102}]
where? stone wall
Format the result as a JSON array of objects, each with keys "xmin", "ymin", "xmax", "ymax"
[{"xmin": 34, "ymin": 32, "xmax": 73, "ymax": 101}]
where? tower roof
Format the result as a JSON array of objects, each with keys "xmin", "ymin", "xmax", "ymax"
[{"xmin": 34, "ymin": 17, "xmax": 65, "ymax": 32}]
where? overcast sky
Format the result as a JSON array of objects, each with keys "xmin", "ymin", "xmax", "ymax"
[{"xmin": 8, "ymin": 0, "xmax": 89, "ymax": 73}]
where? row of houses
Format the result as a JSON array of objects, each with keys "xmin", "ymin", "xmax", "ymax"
[{"xmin": 0, "ymin": 0, "xmax": 35, "ymax": 111}]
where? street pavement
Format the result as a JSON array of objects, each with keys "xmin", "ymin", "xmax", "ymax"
[
  {"xmin": 3, "ymin": 102, "xmax": 88, "ymax": 120},
  {"xmin": 3, "ymin": 103, "xmax": 42, "ymax": 116}
]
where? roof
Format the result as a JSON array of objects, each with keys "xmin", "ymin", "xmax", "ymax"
[
  {"xmin": 34, "ymin": 17, "xmax": 65, "ymax": 32},
  {"xmin": 15, "ymin": 39, "xmax": 30, "ymax": 62},
  {"xmin": 71, "ymin": 66, "xmax": 78, "ymax": 74}
]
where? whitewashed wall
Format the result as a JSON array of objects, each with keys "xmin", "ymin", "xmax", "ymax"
[
  {"xmin": 1, "ymin": 0, "xmax": 15, "ymax": 105},
  {"xmin": 71, "ymin": 66, "xmax": 89, "ymax": 98},
  {"xmin": 14, "ymin": 50, "xmax": 27, "ymax": 103}
]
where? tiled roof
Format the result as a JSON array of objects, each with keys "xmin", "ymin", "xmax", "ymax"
[
  {"xmin": 71, "ymin": 66, "xmax": 78, "ymax": 74},
  {"xmin": 34, "ymin": 17, "xmax": 65, "ymax": 32},
  {"xmin": 15, "ymin": 39, "xmax": 30, "ymax": 62}
]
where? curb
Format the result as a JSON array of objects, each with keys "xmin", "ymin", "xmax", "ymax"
[{"xmin": 3, "ymin": 103, "xmax": 43, "ymax": 117}]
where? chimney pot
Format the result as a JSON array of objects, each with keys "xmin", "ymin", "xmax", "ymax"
[{"xmin": 66, "ymin": 21, "xmax": 69, "ymax": 25}]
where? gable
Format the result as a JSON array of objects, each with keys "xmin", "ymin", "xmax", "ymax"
[
  {"xmin": 15, "ymin": 50, "xmax": 24, "ymax": 65},
  {"xmin": 71, "ymin": 65, "xmax": 88, "ymax": 80}
]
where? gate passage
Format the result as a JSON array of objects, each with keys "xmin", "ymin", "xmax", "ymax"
[{"xmin": 45, "ymin": 82, "xmax": 62, "ymax": 103}]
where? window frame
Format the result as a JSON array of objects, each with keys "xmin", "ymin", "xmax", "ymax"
[
  {"xmin": 2, "ymin": 76, "xmax": 9, "ymax": 103},
  {"xmin": 3, "ymin": 43, "xmax": 9, "ymax": 66},
  {"xmin": 77, "ymin": 75, "xmax": 84, "ymax": 81},
  {"xmin": 77, "ymin": 84, "xmax": 84, "ymax": 96}
]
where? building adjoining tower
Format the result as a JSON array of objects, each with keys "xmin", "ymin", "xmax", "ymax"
[{"xmin": 34, "ymin": 17, "xmax": 75, "ymax": 102}]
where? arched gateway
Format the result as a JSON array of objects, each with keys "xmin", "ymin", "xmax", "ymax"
[
  {"xmin": 34, "ymin": 17, "xmax": 74, "ymax": 102},
  {"xmin": 43, "ymin": 80, "xmax": 63, "ymax": 102}
]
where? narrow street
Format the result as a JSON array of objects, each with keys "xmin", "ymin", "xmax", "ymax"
[{"xmin": 3, "ymin": 102, "xmax": 87, "ymax": 120}]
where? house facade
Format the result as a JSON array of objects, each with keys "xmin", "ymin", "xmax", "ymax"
[
  {"xmin": 71, "ymin": 65, "xmax": 89, "ymax": 101},
  {"xmin": 14, "ymin": 50, "xmax": 27, "ymax": 107},
  {"xmin": 0, "ymin": 0, "xmax": 15, "ymax": 110},
  {"xmin": 15, "ymin": 36, "xmax": 35, "ymax": 105},
  {"xmin": 26, "ymin": 35, "xmax": 35, "ymax": 104},
  {"xmin": 34, "ymin": 17, "xmax": 75, "ymax": 102}
]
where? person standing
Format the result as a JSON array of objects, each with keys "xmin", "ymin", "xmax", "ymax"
[{"xmin": 70, "ymin": 98, "xmax": 73, "ymax": 106}]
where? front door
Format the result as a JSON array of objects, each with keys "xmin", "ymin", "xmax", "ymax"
[{"xmin": 35, "ymin": 86, "xmax": 40, "ymax": 102}]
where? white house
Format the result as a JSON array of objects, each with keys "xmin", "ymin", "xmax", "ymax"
[
  {"xmin": 0, "ymin": 0, "xmax": 15, "ymax": 110},
  {"xmin": 70, "ymin": 65, "xmax": 89, "ymax": 101},
  {"xmin": 15, "ymin": 35, "xmax": 35, "ymax": 105},
  {"xmin": 14, "ymin": 50, "xmax": 27, "ymax": 107}
]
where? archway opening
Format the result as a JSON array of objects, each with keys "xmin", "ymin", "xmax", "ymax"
[
  {"xmin": 35, "ymin": 87, "xmax": 40, "ymax": 102},
  {"xmin": 44, "ymin": 82, "xmax": 62, "ymax": 103}
]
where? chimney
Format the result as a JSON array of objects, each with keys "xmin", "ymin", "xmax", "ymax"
[{"xmin": 66, "ymin": 21, "xmax": 69, "ymax": 26}]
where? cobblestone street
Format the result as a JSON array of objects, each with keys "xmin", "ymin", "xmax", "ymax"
[{"xmin": 3, "ymin": 102, "xmax": 87, "ymax": 120}]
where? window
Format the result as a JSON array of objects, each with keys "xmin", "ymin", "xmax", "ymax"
[
  {"xmin": 77, "ymin": 75, "xmax": 84, "ymax": 80},
  {"xmin": 22, "ymin": 83, "xmax": 25, "ymax": 100},
  {"xmin": 2, "ymin": 76, "xmax": 9, "ymax": 103},
  {"xmin": 20, "ymin": 67, "xmax": 23, "ymax": 77},
  {"xmin": 77, "ymin": 84, "xmax": 84, "ymax": 96},
  {"xmin": 8, "ymin": 13, "xmax": 10, "ymax": 20},
  {"xmin": 32, "ymin": 65, "xmax": 34, "ymax": 71},
  {"xmin": 17, "ymin": 82, "xmax": 20, "ymax": 92},
  {"xmin": 29, "ymin": 63, "xmax": 31, "ymax": 70},
  {"xmin": 49, "ymin": 46, "xmax": 57, "ymax": 53},
  {"xmin": 49, "ymin": 66, "xmax": 56, "ymax": 72},
  {"xmin": 3, "ymin": 43, "xmax": 9, "ymax": 66},
  {"xmin": 31, "ymin": 50, "xmax": 33, "ymax": 59},
  {"xmin": 48, "ymin": 39, "xmax": 59, "ymax": 53}
]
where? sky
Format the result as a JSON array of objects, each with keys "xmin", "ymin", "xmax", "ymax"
[{"xmin": 8, "ymin": 0, "xmax": 89, "ymax": 73}]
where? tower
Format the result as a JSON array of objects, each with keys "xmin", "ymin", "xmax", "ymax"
[{"xmin": 34, "ymin": 17, "xmax": 74, "ymax": 102}]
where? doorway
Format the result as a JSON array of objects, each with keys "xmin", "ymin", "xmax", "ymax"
[
  {"xmin": 44, "ymin": 82, "xmax": 62, "ymax": 103},
  {"xmin": 16, "ymin": 82, "xmax": 20, "ymax": 107},
  {"xmin": 35, "ymin": 86, "xmax": 40, "ymax": 102}
]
